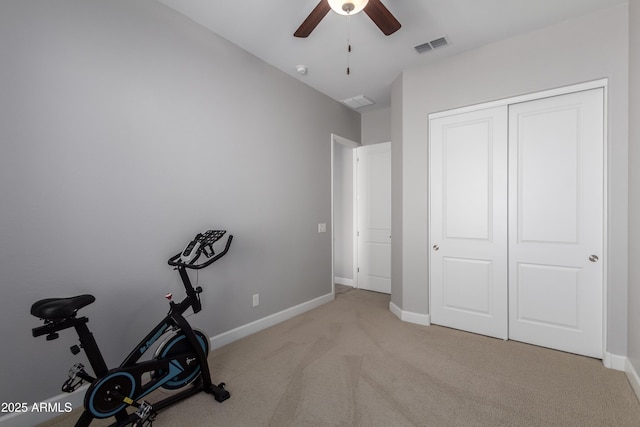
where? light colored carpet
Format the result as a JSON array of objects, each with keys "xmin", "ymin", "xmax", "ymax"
[{"xmin": 39, "ymin": 286, "xmax": 640, "ymax": 426}]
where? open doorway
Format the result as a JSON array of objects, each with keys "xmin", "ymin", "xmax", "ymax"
[
  {"xmin": 332, "ymin": 134, "xmax": 359, "ymax": 292},
  {"xmin": 331, "ymin": 134, "xmax": 391, "ymax": 295}
]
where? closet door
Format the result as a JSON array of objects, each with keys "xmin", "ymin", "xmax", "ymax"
[
  {"xmin": 429, "ymin": 106, "xmax": 508, "ymax": 339},
  {"xmin": 508, "ymin": 88, "xmax": 604, "ymax": 358}
]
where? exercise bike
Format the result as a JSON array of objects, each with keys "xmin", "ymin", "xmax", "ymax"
[{"xmin": 30, "ymin": 230, "xmax": 233, "ymax": 426}]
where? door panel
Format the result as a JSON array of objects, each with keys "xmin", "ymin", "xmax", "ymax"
[
  {"xmin": 430, "ymin": 107, "xmax": 508, "ymax": 339},
  {"xmin": 508, "ymin": 89, "xmax": 604, "ymax": 358},
  {"xmin": 357, "ymin": 142, "xmax": 391, "ymax": 294},
  {"xmin": 517, "ymin": 106, "xmax": 580, "ymax": 243},
  {"xmin": 444, "ymin": 120, "xmax": 492, "ymax": 240},
  {"xmin": 443, "ymin": 257, "xmax": 493, "ymax": 316},
  {"xmin": 516, "ymin": 263, "xmax": 580, "ymax": 329}
]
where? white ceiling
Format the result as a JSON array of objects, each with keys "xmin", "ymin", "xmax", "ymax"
[{"xmin": 157, "ymin": 0, "xmax": 627, "ymax": 113}]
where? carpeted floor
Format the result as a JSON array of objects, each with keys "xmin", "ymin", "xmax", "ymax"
[{"xmin": 40, "ymin": 286, "xmax": 640, "ymax": 426}]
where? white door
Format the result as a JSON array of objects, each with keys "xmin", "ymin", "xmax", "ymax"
[
  {"xmin": 357, "ymin": 142, "xmax": 391, "ymax": 294},
  {"xmin": 508, "ymin": 89, "xmax": 604, "ymax": 358},
  {"xmin": 429, "ymin": 107, "xmax": 509, "ymax": 339}
]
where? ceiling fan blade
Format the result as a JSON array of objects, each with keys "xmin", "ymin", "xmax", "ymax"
[
  {"xmin": 363, "ymin": 0, "xmax": 401, "ymax": 36},
  {"xmin": 294, "ymin": 0, "xmax": 331, "ymax": 38}
]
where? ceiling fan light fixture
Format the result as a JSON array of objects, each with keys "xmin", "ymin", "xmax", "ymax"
[{"xmin": 328, "ymin": 0, "xmax": 369, "ymax": 16}]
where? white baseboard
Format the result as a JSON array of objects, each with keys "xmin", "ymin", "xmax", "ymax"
[
  {"xmin": 210, "ymin": 292, "xmax": 335, "ymax": 350},
  {"xmin": 626, "ymin": 358, "xmax": 640, "ymax": 402},
  {"xmin": 334, "ymin": 277, "xmax": 353, "ymax": 286},
  {"xmin": 2, "ymin": 292, "xmax": 335, "ymax": 427},
  {"xmin": 603, "ymin": 352, "xmax": 627, "ymax": 371},
  {"xmin": 389, "ymin": 301, "xmax": 431, "ymax": 326}
]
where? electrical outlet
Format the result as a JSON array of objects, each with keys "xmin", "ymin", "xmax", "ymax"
[
  {"xmin": 318, "ymin": 223, "xmax": 327, "ymax": 233},
  {"xmin": 253, "ymin": 294, "xmax": 259, "ymax": 307}
]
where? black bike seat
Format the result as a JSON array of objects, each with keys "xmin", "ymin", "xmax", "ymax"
[{"xmin": 31, "ymin": 295, "xmax": 96, "ymax": 320}]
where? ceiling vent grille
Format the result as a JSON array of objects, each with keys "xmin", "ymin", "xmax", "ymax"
[
  {"xmin": 341, "ymin": 95, "xmax": 375, "ymax": 109},
  {"xmin": 414, "ymin": 35, "xmax": 449, "ymax": 54},
  {"xmin": 414, "ymin": 42, "xmax": 432, "ymax": 54}
]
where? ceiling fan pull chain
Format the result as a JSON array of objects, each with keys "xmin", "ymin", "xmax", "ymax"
[{"xmin": 346, "ymin": 13, "xmax": 351, "ymax": 75}]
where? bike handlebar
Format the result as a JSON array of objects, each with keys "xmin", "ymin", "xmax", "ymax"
[{"xmin": 168, "ymin": 231, "xmax": 233, "ymax": 270}]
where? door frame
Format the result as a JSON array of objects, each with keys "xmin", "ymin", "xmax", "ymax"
[
  {"xmin": 331, "ymin": 133, "xmax": 361, "ymax": 294},
  {"xmin": 427, "ymin": 79, "xmax": 609, "ymax": 362}
]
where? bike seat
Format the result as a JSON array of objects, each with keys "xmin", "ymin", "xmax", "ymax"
[{"xmin": 31, "ymin": 295, "xmax": 96, "ymax": 321}]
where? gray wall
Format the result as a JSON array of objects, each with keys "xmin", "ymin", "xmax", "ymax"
[
  {"xmin": 361, "ymin": 108, "xmax": 391, "ymax": 146},
  {"xmin": 391, "ymin": 5, "xmax": 629, "ymax": 355},
  {"xmin": 390, "ymin": 76, "xmax": 403, "ymax": 308},
  {"xmin": 0, "ymin": 0, "xmax": 360, "ymax": 404},
  {"xmin": 628, "ymin": 0, "xmax": 640, "ymax": 376}
]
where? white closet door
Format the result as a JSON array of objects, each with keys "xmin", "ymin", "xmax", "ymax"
[
  {"xmin": 508, "ymin": 88, "xmax": 604, "ymax": 358},
  {"xmin": 429, "ymin": 107, "xmax": 508, "ymax": 339}
]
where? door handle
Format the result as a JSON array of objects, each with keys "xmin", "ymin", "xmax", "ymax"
[
  {"xmin": 433, "ymin": 245, "xmax": 439, "ymax": 251},
  {"xmin": 589, "ymin": 255, "xmax": 599, "ymax": 262}
]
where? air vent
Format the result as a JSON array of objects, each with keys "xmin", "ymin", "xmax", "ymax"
[
  {"xmin": 414, "ymin": 35, "xmax": 449, "ymax": 54},
  {"xmin": 414, "ymin": 42, "xmax": 433, "ymax": 54},
  {"xmin": 341, "ymin": 95, "xmax": 375, "ymax": 109}
]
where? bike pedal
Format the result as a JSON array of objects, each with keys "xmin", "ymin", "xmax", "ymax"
[
  {"xmin": 135, "ymin": 401, "xmax": 156, "ymax": 422},
  {"xmin": 61, "ymin": 363, "xmax": 86, "ymax": 393}
]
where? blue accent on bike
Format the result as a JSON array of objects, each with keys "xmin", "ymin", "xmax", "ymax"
[
  {"xmin": 139, "ymin": 323, "xmax": 169, "ymax": 354},
  {"xmin": 160, "ymin": 334, "xmax": 206, "ymax": 388}
]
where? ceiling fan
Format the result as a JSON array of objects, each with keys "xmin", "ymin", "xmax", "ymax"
[{"xmin": 294, "ymin": 0, "xmax": 401, "ymax": 38}]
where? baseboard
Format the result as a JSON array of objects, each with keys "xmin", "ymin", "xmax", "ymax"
[
  {"xmin": 210, "ymin": 292, "xmax": 335, "ymax": 350},
  {"xmin": 626, "ymin": 358, "xmax": 640, "ymax": 402},
  {"xmin": 2, "ymin": 292, "xmax": 335, "ymax": 427},
  {"xmin": 0, "ymin": 385, "xmax": 88, "ymax": 427},
  {"xmin": 603, "ymin": 352, "xmax": 627, "ymax": 371},
  {"xmin": 389, "ymin": 301, "xmax": 431, "ymax": 326},
  {"xmin": 334, "ymin": 277, "xmax": 353, "ymax": 286}
]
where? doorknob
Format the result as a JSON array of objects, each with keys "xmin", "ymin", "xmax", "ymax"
[
  {"xmin": 589, "ymin": 255, "xmax": 599, "ymax": 262},
  {"xmin": 433, "ymin": 245, "xmax": 439, "ymax": 251}
]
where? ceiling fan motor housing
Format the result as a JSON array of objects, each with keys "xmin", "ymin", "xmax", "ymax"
[{"xmin": 328, "ymin": 0, "xmax": 369, "ymax": 15}]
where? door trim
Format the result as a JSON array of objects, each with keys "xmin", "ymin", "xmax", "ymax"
[
  {"xmin": 429, "ymin": 79, "xmax": 608, "ymax": 119},
  {"xmin": 427, "ymin": 79, "xmax": 609, "ymax": 361}
]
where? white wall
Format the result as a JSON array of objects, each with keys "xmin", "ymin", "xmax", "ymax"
[
  {"xmin": 0, "ymin": 0, "xmax": 360, "ymax": 405},
  {"xmin": 392, "ymin": 5, "xmax": 629, "ymax": 355},
  {"xmin": 628, "ymin": 0, "xmax": 640, "ymax": 381}
]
